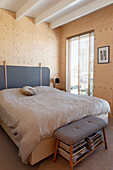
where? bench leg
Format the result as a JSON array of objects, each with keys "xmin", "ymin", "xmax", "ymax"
[
  {"xmin": 70, "ymin": 145, "xmax": 73, "ymax": 170},
  {"xmin": 53, "ymin": 139, "xmax": 59, "ymax": 163},
  {"xmin": 102, "ymin": 127, "xmax": 108, "ymax": 149}
]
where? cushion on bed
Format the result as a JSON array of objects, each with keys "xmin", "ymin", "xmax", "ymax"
[{"xmin": 21, "ymin": 86, "xmax": 36, "ymax": 96}]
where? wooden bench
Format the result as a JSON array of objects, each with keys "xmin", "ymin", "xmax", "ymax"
[{"xmin": 53, "ymin": 116, "xmax": 108, "ymax": 170}]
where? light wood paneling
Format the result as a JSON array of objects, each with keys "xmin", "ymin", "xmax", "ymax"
[
  {"xmin": 0, "ymin": 9, "xmax": 61, "ymax": 87},
  {"xmin": 60, "ymin": 4, "xmax": 113, "ymax": 116}
]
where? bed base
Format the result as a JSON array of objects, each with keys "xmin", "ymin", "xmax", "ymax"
[
  {"xmin": 0, "ymin": 113, "xmax": 108, "ymax": 165},
  {"xmin": 0, "ymin": 119, "xmax": 56, "ymax": 165}
]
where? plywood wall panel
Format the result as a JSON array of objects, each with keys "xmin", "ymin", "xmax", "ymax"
[
  {"xmin": 0, "ymin": 9, "xmax": 14, "ymax": 64},
  {"xmin": 91, "ymin": 9, "xmax": 105, "ymax": 27},
  {"xmin": 104, "ymin": 5, "xmax": 113, "ymax": 23},
  {"xmin": 61, "ymin": 4, "xmax": 113, "ymax": 116},
  {"xmin": 0, "ymin": 9, "xmax": 61, "ymax": 86}
]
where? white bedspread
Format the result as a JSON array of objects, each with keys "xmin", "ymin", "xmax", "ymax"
[{"xmin": 0, "ymin": 86, "xmax": 110, "ymax": 163}]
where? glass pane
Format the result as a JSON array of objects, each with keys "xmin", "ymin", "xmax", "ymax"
[
  {"xmin": 80, "ymin": 35, "xmax": 89, "ymax": 95},
  {"xmin": 70, "ymin": 38, "xmax": 78, "ymax": 94},
  {"xmin": 68, "ymin": 32, "xmax": 94, "ymax": 96},
  {"xmin": 90, "ymin": 33, "xmax": 94, "ymax": 96}
]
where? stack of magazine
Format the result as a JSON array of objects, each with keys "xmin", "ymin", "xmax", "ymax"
[
  {"xmin": 86, "ymin": 131, "xmax": 103, "ymax": 150},
  {"xmin": 58, "ymin": 139, "xmax": 88, "ymax": 163}
]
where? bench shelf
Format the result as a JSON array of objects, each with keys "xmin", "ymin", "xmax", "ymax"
[
  {"xmin": 54, "ymin": 127, "xmax": 107, "ymax": 170},
  {"xmin": 72, "ymin": 140, "xmax": 105, "ymax": 166}
]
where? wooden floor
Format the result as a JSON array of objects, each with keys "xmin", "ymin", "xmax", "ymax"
[{"xmin": 0, "ymin": 118, "xmax": 113, "ymax": 170}]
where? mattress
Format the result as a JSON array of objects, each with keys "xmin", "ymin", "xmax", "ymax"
[{"xmin": 0, "ymin": 86, "xmax": 110, "ymax": 163}]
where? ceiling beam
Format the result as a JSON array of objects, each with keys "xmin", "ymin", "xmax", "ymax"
[
  {"xmin": 35, "ymin": 0, "xmax": 79, "ymax": 25},
  {"xmin": 50, "ymin": 0, "xmax": 113, "ymax": 29},
  {"xmin": 16, "ymin": 0, "xmax": 40, "ymax": 20}
]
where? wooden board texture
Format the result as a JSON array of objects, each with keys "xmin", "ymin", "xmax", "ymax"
[
  {"xmin": 0, "ymin": 9, "xmax": 61, "ymax": 87},
  {"xmin": 61, "ymin": 4, "xmax": 113, "ymax": 116}
]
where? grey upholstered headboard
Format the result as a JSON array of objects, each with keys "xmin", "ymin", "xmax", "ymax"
[{"xmin": 0, "ymin": 65, "xmax": 50, "ymax": 90}]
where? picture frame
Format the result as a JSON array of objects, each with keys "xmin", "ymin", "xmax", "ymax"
[{"xmin": 98, "ymin": 46, "xmax": 110, "ymax": 64}]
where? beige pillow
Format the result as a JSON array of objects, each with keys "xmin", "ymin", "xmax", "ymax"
[{"xmin": 21, "ymin": 86, "xmax": 36, "ymax": 96}]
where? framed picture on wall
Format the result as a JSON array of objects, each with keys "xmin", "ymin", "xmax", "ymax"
[{"xmin": 98, "ymin": 46, "xmax": 110, "ymax": 64}]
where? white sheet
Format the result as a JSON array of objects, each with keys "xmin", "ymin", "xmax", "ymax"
[{"xmin": 0, "ymin": 86, "xmax": 110, "ymax": 163}]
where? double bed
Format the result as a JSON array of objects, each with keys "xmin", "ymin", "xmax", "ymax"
[{"xmin": 0, "ymin": 65, "xmax": 110, "ymax": 165}]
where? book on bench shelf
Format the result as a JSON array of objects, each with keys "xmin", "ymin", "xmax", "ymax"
[
  {"xmin": 58, "ymin": 139, "xmax": 88, "ymax": 163},
  {"xmin": 86, "ymin": 131, "xmax": 103, "ymax": 150}
]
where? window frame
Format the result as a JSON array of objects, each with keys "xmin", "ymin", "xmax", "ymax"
[{"xmin": 66, "ymin": 31, "xmax": 94, "ymax": 96}]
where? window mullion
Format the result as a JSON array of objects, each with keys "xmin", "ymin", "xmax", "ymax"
[
  {"xmin": 78, "ymin": 37, "xmax": 80, "ymax": 95},
  {"xmin": 88, "ymin": 33, "xmax": 91, "ymax": 96},
  {"xmin": 69, "ymin": 39, "xmax": 71, "ymax": 92}
]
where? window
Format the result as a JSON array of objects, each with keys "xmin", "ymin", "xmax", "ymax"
[{"xmin": 66, "ymin": 32, "xmax": 94, "ymax": 96}]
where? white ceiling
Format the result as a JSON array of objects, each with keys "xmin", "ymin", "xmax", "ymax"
[
  {"xmin": 0, "ymin": 0, "xmax": 28, "ymax": 12},
  {"xmin": 0, "ymin": 0, "xmax": 113, "ymax": 29},
  {"xmin": 27, "ymin": 0, "xmax": 61, "ymax": 18},
  {"xmin": 46, "ymin": 0, "xmax": 94, "ymax": 23}
]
